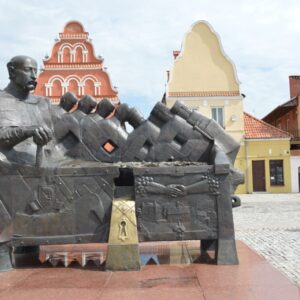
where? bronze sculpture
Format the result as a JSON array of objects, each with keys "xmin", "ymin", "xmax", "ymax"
[
  {"xmin": 0, "ymin": 55, "xmax": 243, "ymax": 271},
  {"xmin": 0, "ymin": 56, "xmax": 53, "ymax": 165},
  {"xmin": 51, "ymin": 91, "xmax": 78, "ymax": 125}
]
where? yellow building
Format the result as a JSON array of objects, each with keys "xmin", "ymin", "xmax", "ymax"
[
  {"xmin": 236, "ymin": 113, "xmax": 291, "ymax": 193},
  {"xmin": 166, "ymin": 20, "xmax": 244, "ymax": 143},
  {"xmin": 165, "ymin": 20, "xmax": 291, "ymax": 193}
]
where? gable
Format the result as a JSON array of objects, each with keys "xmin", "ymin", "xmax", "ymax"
[{"xmin": 168, "ymin": 21, "xmax": 240, "ymax": 94}]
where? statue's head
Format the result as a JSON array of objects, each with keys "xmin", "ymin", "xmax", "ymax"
[
  {"xmin": 7, "ymin": 56, "xmax": 38, "ymax": 92},
  {"xmin": 95, "ymin": 98, "xmax": 115, "ymax": 118},
  {"xmin": 115, "ymin": 103, "xmax": 130, "ymax": 122},
  {"xmin": 77, "ymin": 95, "xmax": 97, "ymax": 114},
  {"xmin": 59, "ymin": 92, "xmax": 78, "ymax": 112}
]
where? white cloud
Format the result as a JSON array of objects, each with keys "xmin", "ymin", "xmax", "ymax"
[{"xmin": 0, "ymin": 0, "xmax": 299, "ymax": 118}]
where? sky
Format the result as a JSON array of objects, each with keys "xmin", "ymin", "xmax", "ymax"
[{"xmin": 0, "ymin": 0, "xmax": 300, "ymax": 118}]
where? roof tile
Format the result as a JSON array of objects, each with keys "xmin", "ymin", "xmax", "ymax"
[{"xmin": 244, "ymin": 112, "xmax": 291, "ymax": 139}]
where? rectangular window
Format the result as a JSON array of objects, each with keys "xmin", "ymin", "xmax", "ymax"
[
  {"xmin": 269, "ymin": 160, "xmax": 284, "ymax": 186},
  {"xmin": 211, "ymin": 107, "xmax": 224, "ymax": 127}
]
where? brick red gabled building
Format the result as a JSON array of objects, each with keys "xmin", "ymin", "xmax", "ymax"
[
  {"xmin": 35, "ymin": 20, "xmax": 119, "ymax": 104},
  {"xmin": 263, "ymin": 76, "xmax": 300, "ymax": 148},
  {"xmin": 262, "ymin": 76, "xmax": 300, "ymax": 192}
]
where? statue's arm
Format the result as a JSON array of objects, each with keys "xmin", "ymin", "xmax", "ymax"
[
  {"xmin": 0, "ymin": 126, "xmax": 34, "ymax": 149},
  {"xmin": 145, "ymin": 182, "xmax": 185, "ymax": 198},
  {"xmin": 184, "ymin": 179, "xmax": 210, "ymax": 194},
  {"xmin": 144, "ymin": 182, "xmax": 166, "ymax": 194},
  {"xmin": 0, "ymin": 126, "xmax": 52, "ymax": 149}
]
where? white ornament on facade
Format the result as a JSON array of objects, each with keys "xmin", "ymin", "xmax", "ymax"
[
  {"xmin": 59, "ymin": 44, "xmax": 72, "ymax": 63},
  {"xmin": 94, "ymin": 82, "xmax": 101, "ymax": 95},
  {"xmin": 82, "ymin": 50, "xmax": 88, "ymax": 62},
  {"xmin": 57, "ymin": 51, "xmax": 63, "ymax": 63},
  {"xmin": 78, "ymin": 82, "xmax": 85, "ymax": 96},
  {"xmin": 44, "ymin": 83, "xmax": 53, "ymax": 97},
  {"xmin": 65, "ymin": 75, "xmax": 81, "ymax": 94},
  {"xmin": 70, "ymin": 49, "xmax": 76, "ymax": 63},
  {"xmin": 58, "ymin": 42, "xmax": 89, "ymax": 63},
  {"xmin": 61, "ymin": 82, "xmax": 69, "ymax": 94},
  {"xmin": 47, "ymin": 75, "xmax": 65, "ymax": 95}
]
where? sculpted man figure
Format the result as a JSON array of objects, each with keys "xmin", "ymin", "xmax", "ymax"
[{"xmin": 0, "ymin": 56, "xmax": 53, "ymax": 165}]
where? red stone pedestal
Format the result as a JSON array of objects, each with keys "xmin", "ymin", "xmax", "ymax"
[{"xmin": 0, "ymin": 241, "xmax": 299, "ymax": 300}]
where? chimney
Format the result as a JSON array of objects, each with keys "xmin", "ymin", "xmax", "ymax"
[{"xmin": 289, "ymin": 76, "xmax": 300, "ymax": 98}]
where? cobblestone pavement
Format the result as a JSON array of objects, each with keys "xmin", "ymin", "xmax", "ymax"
[{"xmin": 233, "ymin": 193, "xmax": 300, "ymax": 286}]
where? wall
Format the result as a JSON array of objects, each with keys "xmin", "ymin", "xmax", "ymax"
[
  {"xmin": 167, "ymin": 21, "xmax": 239, "ymax": 94},
  {"xmin": 235, "ymin": 139, "xmax": 291, "ymax": 194},
  {"xmin": 234, "ymin": 145, "xmax": 247, "ymax": 194},
  {"xmin": 166, "ymin": 97, "xmax": 244, "ymax": 143},
  {"xmin": 165, "ymin": 21, "xmax": 244, "ymax": 143},
  {"xmin": 265, "ymin": 97, "xmax": 300, "ymax": 141},
  {"xmin": 291, "ymin": 152, "xmax": 300, "ymax": 192},
  {"xmin": 298, "ymin": 97, "xmax": 300, "ymax": 134},
  {"xmin": 269, "ymin": 107, "xmax": 298, "ymax": 135}
]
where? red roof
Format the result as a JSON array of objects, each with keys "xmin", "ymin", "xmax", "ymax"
[{"xmin": 244, "ymin": 112, "xmax": 291, "ymax": 139}]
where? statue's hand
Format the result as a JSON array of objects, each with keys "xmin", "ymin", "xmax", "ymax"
[
  {"xmin": 172, "ymin": 184, "xmax": 187, "ymax": 196},
  {"xmin": 166, "ymin": 184, "xmax": 186, "ymax": 197},
  {"xmin": 32, "ymin": 126, "xmax": 52, "ymax": 145}
]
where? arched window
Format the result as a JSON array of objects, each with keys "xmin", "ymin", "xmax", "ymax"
[
  {"xmin": 84, "ymin": 79, "xmax": 95, "ymax": 96},
  {"xmin": 52, "ymin": 79, "xmax": 63, "ymax": 97},
  {"xmin": 68, "ymin": 79, "xmax": 78, "ymax": 96},
  {"xmin": 75, "ymin": 47, "xmax": 83, "ymax": 63},
  {"xmin": 63, "ymin": 47, "xmax": 71, "ymax": 63}
]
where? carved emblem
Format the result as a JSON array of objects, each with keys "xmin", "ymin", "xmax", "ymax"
[
  {"xmin": 172, "ymin": 221, "xmax": 186, "ymax": 240},
  {"xmin": 38, "ymin": 185, "xmax": 55, "ymax": 211}
]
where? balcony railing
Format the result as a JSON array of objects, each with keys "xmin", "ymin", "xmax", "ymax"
[{"xmin": 289, "ymin": 129, "xmax": 300, "ymax": 141}]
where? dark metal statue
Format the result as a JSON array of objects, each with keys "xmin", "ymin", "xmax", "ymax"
[
  {"xmin": 53, "ymin": 95, "xmax": 98, "ymax": 159},
  {"xmin": 0, "ymin": 56, "xmax": 56, "ymax": 166},
  {"xmin": 90, "ymin": 98, "xmax": 115, "ymax": 121},
  {"xmin": 51, "ymin": 91, "xmax": 78, "ymax": 125},
  {"xmin": 0, "ymin": 55, "xmax": 244, "ymax": 271},
  {"xmin": 77, "ymin": 95, "xmax": 97, "ymax": 115}
]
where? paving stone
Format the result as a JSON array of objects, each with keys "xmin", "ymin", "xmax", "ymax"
[{"xmin": 233, "ymin": 194, "xmax": 300, "ymax": 286}]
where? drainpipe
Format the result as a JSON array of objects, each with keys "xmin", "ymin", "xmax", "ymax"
[{"xmin": 245, "ymin": 139, "xmax": 250, "ymax": 193}]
